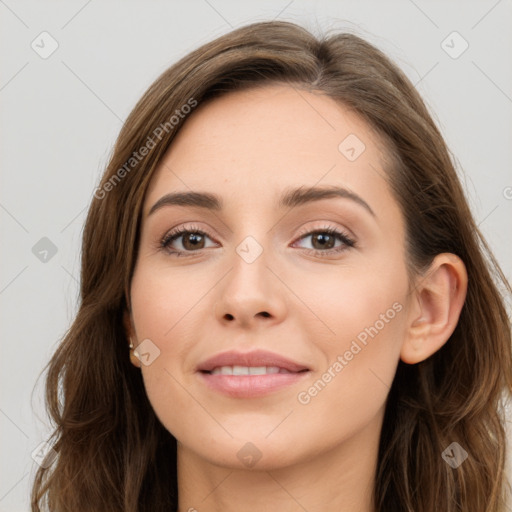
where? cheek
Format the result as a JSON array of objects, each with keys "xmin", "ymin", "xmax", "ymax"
[
  {"xmin": 290, "ymin": 259, "xmax": 408, "ymax": 425},
  {"xmin": 289, "ymin": 251, "xmax": 408, "ymax": 351},
  {"xmin": 130, "ymin": 259, "xmax": 210, "ymax": 343},
  {"xmin": 129, "ymin": 261, "xmax": 219, "ymax": 435}
]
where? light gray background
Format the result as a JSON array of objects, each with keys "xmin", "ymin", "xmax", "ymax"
[{"xmin": 1, "ymin": 1, "xmax": 511, "ymax": 510}]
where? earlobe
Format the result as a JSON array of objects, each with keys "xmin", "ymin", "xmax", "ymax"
[{"xmin": 400, "ymin": 253, "xmax": 468, "ymax": 365}]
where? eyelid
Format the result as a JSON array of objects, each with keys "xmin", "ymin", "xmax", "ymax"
[
  {"xmin": 160, "ymin": 223, "xmax": 218, "ymax": 249},
  {"xmin": 294, "ymin": 222, "xmax": 354, "ymax": 242}
]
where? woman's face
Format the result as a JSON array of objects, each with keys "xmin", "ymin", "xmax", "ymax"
[{"xmin": 129, "ymin": 84, "xmax": 413, "ymax": 469}]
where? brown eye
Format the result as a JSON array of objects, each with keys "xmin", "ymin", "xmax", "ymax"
[
  {"xmin": 160, "ymin": 226, "xmax": 217, "ymax": 256},
  {"xmin": 293, "ymin": 227, "xmax": 355, "ymax": 256}
]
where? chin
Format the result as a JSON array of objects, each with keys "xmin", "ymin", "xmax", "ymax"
[{"xmin": 183, "ymin": 435, "xmax": 306, "ymax": 471}]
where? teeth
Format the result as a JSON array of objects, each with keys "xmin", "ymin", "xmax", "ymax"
[
  {"xmin": 233, "ymin": 365, "xmax": 249, "ymax": 376},
  {"xmin": 249, "ymin": 366, "xmax": 268, "ymax": 375},
  {"xmin": 209, "ymin": 366, "xmax": 286, "ymax": 375}
]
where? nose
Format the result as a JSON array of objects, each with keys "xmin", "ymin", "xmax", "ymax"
[{"xmin": 213, "ymin": 240, "xmax": 287, "ymax": 329}]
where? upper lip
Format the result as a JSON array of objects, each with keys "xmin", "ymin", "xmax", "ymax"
[{"xmin": 196, "ymin": 349, "xmax": 310, "ymax": 373}]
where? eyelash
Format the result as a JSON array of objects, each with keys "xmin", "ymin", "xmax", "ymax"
[{"xmin": 159, "ymin": 224, "xmax": 356, "ymax": 258}]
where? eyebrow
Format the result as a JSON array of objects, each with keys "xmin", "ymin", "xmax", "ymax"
[{"xmin": 148, "ymin": 185, "xmax": 375, "ymax": 217}]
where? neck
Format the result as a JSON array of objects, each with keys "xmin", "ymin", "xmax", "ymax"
[{"xmin": 177, "ymin": 410, "xmax": 382, "ymax": 512}]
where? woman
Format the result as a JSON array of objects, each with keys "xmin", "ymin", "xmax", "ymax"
[{"xmin": 31, "ymin": 20, "xmax": 512, "ymax": 511}]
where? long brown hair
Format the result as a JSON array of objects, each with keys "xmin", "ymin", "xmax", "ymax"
[{"xmin": 31, "ymin": 20, "xmax": 512, "ymax": 511}]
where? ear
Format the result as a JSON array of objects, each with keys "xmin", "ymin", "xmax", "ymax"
[{"xmin": 400, "ymin": 253, "xmax": 468, "ymax": 364}]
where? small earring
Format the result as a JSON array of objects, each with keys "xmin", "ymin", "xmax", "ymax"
[{"xmin": 129, "ymin": 340, "xmax": 141, "ymax": 368}]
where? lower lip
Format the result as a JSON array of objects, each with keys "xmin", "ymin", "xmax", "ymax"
[{"xmin": 197, "ymin": 371, "xmax": 310, "ymax": 398}]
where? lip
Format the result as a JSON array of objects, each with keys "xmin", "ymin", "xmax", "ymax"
[
  {"xmin": 196, "ymin": 349, "xmax": 310, "ymax": 373},
  {"xmin": 196, "ymin": 349, "xmax": 311, "ymax": 398}
]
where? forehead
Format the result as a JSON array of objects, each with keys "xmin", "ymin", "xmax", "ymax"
[{"xmin": 143, "ymin": 84, "xmax": 395, "ymax": 217}]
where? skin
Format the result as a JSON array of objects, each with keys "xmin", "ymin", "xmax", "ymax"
[{"xmin": 126, "ymin": 84, "xmax": 468, "ymax": 512}]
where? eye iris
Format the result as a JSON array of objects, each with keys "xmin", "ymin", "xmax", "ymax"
[
  {"xmin": 312, "ymin": 233, "xmax": 335, "ymax": 250},
  {"xmin": 183, "ymin": 232, "xmax": 205, "ymax": 250}
]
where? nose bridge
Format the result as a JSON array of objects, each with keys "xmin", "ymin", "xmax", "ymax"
[
  {"xmin": 234, "ymin": 234, "xmax": 266, "ymax": 267},
  {"xmin": 228, "ymin": 232, "xmax": 271, "ymax": 295},
  {"xmin": 226, "ymin": 203, "xmax": 273, "ymax": 272}
]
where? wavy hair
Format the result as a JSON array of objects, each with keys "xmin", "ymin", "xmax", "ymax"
[{"xmin": 31, "ymin": 20, "xmax": 512, "ymax": 511}]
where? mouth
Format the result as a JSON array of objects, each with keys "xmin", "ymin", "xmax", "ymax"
[
  {"xmin": 196, "ymin": 349, "xmax": 310, "ymax": 374},
  {"xmin": 195, "ymin": 350, "xmax": 311, "ymax": 398}
]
